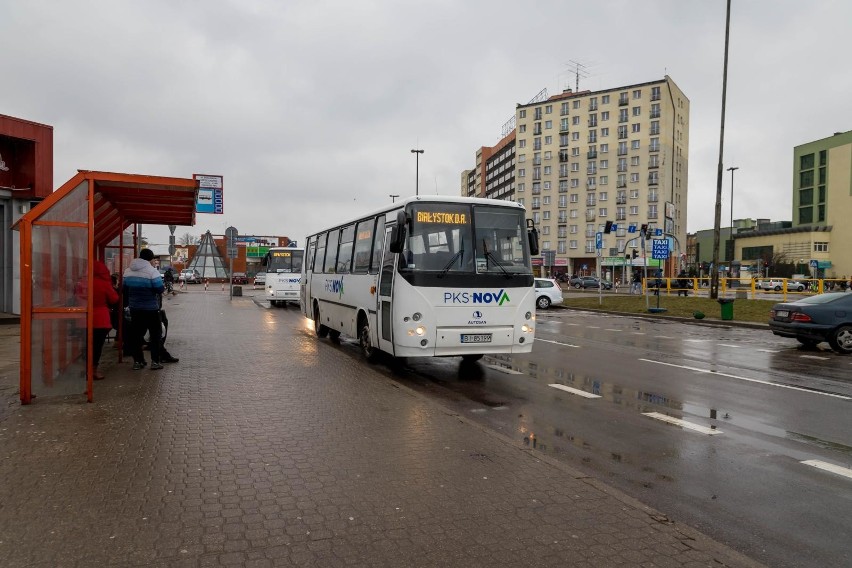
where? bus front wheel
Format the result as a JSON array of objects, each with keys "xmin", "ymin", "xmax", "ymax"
[
  {"xmin": 314, "ymin": 304, "xmax": 329, "ymax": 338},
  {"xmin": 359, "ymin": 316, "xmax": 380, "ymax": 362}
]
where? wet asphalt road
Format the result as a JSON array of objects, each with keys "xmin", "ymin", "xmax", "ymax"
[{"xmin": 254, "ymin": 287, "xmax": 851, "ymax": 568}]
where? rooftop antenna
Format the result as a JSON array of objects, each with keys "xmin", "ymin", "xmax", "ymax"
[{"xmin": 566, "ymin": 60, "xmax": 590, "ymax": 92}]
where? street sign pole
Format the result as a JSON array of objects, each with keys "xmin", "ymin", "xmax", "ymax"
[{"xmin": 225, "ymin": 226, "xmax": 239, "ymax": 300}]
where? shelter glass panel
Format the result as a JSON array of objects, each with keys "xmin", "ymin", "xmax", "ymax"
[
  {"xmin": 30, "ymin": 315, "xmax": 87, "ymax": 398},
  {"xmin": 37, "ymin": 181, "xmax": 89, "ymax": 224},
  {"xmin": 31, "ymin": 225, "xmax": 88, "ymax": 309}
]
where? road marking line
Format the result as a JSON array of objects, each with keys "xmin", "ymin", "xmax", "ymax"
[
  {"xmin": 484, "ymin": 364, "xmax": 524, "ymax": 375},
  {"xmin": 639, "ymin": 359, "xmax": 851, "ymax": 400},
  {"xmin": 800, "ymin": 355, "xmax": 830, "ymax": 360},
  {"xmin": 656, "ymin": 335, "xmax": 674, "ymax": 339},
  {"xmin": 632, "ymin": 332, "xmax": 646, "ymax": 335},
  {"xmin": 685, "ymin": 339, "xmax": 707, "ymax": 342},
  {"xmin": 605, "ymin": 328, "xmax": 620, "ymax": 332},
  {"xmin": 642, "ymin": 412, "xmax": 722, "ymax": 435},
  {"xmin": 757, "ymin": 349, "xmax": 781, "ymax": 353},
  {"xmin": 718, "ymin": 343, "xmax": 742, "ymax": 348},
  {"xmin": 548, "ymin": 384, "xmax": 601, "ymax": 398},
  {"xmin": 536, "ymin": 339, "xmax": 579, "ymax": 348},
  {"xmin": 587, "ymin": 326, "xmax": 600, "ymax": 329},
  {"xmin": 801, "ymin": 460, "xmax": 852, "ymax": 480}
]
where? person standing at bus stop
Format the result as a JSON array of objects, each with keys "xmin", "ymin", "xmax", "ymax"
[{"xmin": 123, "ymin": 248, "xmax": 165, "ymax": 370}]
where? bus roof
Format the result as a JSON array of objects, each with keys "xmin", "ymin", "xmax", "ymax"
[{"xmin": 307, "ymin": 196, "xmax": 526, "ymax": 238}]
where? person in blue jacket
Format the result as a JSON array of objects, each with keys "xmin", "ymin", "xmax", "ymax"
[{"xmin": 123, "ymin": 249, "xmax": 166, "ymax": 370}]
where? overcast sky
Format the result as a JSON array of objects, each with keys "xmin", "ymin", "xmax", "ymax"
[{"xmin": 3, "ymin": 0, "xmax": 850, "ymax": 248}]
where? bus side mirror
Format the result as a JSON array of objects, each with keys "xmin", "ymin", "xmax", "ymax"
[
  {"xmin": 261, "ymin": 254, "xmax": 268, "ymax": 267},
  {"xmin": 526, "ymin": 220, "xmax": 540, "ymax": 256},
  {"xmin": 389, "ymin": 210, "xmax": 408, "ymax": 253}
]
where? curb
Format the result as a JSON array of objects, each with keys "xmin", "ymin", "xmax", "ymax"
[{"xmin": 552, "ymin": 303, "xmax": 770, "ymax": 330}]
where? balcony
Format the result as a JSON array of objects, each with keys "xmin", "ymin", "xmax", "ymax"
[
  {"xmin": 588, "ymin": 119, "xmax": 598, "ymax": 127},
  {"xmin": 651, "ymin": 94, "xmax": 661, "ymax": 101},
  {"xmin": 533, "ymin": 158, "xmax": 542, "ymax": 165},
  {"xmin": 649, "ymin": 144, "xmax": 661, "ymax": 152},
  {"xmin": 618, "ymin": 97, "xmax": 628, "ymax": 106},
  {"xmin": 560, "ymin": 124, "xmax": 569, "ymax": 133},
  {"xmin": 534, "ymin": 112, "xmax": 543, "ymax": 120},
  {"xmin": 585, "ymin": 213, "xmax": 596, "ymax": 222},
  {"xmin": 647, "ymin": 212, "xmax": 658, "ymax": 219},
  {"xmin": 616, "ymin": 198, "xmax": 626, "ymax": 205},
  {"xmin": 616, "ymin": 214, "xmax": 626, "ymax": 221},
  {"xmin": 617, "ymin": 149, "xmax": 627, "ymax": 156},
  {"xmin": 589, "ymin": 103, "xmax": 598, "ymax": 111},
  {"xmin": 587, "ymin": 150, "xmax": 597, "ymax": 159},
  {"xmin": 650, "ymin": 111, "xmax": 661, "ymax": 119},
  {"xmin": 585, "ymin": 246, "xmax": 596, "ymax": 254},
  {"xmin": 586, "ymin": 200, "xmax": 596, "ymax": 207},
  {"xmin": 616, "ymin": 181, "xmax": 626, "ymax": 188},
  {"xmin": 648, "ymin": 161, "xmax": 659, "ymax": 169},
  {"xmin": 617, "ymin": 131, "xmax": 627, "ymax": 140},
  {"xmin": 533, "ymin": 127, "xmax": 542, "ymax": 135},
  {"xmin": 532, "ymin": 187, "xmax": 541, "ymax": 194},
  {"xmin": 617, "ymin": 165, "xmax": 627, "ymax": 172},
  {"xmin": 587, "ymin": 135, "xmax": 597, "ymax": 143},
  {"xmin": 648, "ymin": 193, "xmax": 658, "ymax": 202},
  {"xmin": 649, "ymin": 127, "xmax": 660, "ymax": 136},
  {"xmin": 587, "ymin": 167, "xmax": 597, "ymax": 175},
  {"xmin": 648, "ymin": 177, "xmax": 659, "ymax": 186}
]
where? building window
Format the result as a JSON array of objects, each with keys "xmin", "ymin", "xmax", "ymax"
[
  {"xmin": 602, "ymin": 95, "xmax": 610, "ymax": 104},
  {"xmin": 572, "ymin": 132, "xmax": 580, "ymax": 141},
  {"xmin": 517, "ymin": 183, "xmax": 525, "ymax": 192},
  {"xmin": 543, "ymin": 181, "xmax": 551, "ymax": 190},
  {"xmin": 543, "ymin": 211, "xmax": 550, "ymax": 220},
  {"xmin": 632, "ymin": 106, "xmax": 641, "ymax": 116},
  {"xmin": 800, "ymin": 170, "xmax": 814, "ymax": 187},
  {"xmin": 600, "ymin": 175, "xmax": 608, "ymax": 185},
  {"xmin": 632, "ymin": 89, "xmax": 641, "ymax": 99},
  {"xmin": 601, "ymin": 111, "xmax": 610, "ymax": 121},
  {"xmin": 631, "ymin": 156, "xmax": 640, "ymax": 166},
  {"xmin": 573, "ymin": 100, "xmax": 581, "ymax": 109},
  {"xmin": 601, "ymin": 127, "xmax": 609, "ymax": 137},
  {"xmin": 518, "ymin": 154, "xmax": 526, "ymax": 163},
  {"xmin": 518, "ymin": 168, "xmax": 525, "ymax": 177},
  {"xmin": 631, "ymin": 140, "xmax": 640, "ymax": 150},
  {"xmin": 814, "ymin": 242, "xmax": 828, "ymax": 252},
  {"xmin": 818, "ymin": 205, "xmax": 825, "ymax": 222},
  {"xmin": 544, "ymin": 136, "xmax": 552, "ymax": 145},
  {"xmin": 819, "ymin": 149, "xmax": 827, "ymax": 166},
  {"xmin": 570, "ymin": 193, "xmax": 578, "ymax": 203},
  {"xmin": 651, "ymin": 86, "xmax": 661, "ymax": 100},
  {"xmin": 600, "ymin": 143, "xmax": 608, "ymax": 153},
  {"xmin": 544, "ymin": 166, "xmax": 552, "ymax": 175},
  {"xmin": 519, "ymin": 124, "xmax": 526, "ymax": 134},
  {"xmin": 561, "ymin": 102, "xmax": 569, "ymax": 115},
  {"xmin": 632, "ymin": 123, "xmax": 641, "ymax": 133},
  {"xmin": 545, "ymin": 104, "xmax": 552, "ymax": 114},
  {"xmin": 519, "ymin": 139, "xmax": 526, "ymax": 148},
  {"xmin": 800, "ymin": 153, "xmax": 814, "ymax": 170},
  {"xmin": 800, "ymin": 187, "xmax": 813, "ymax": 205},
  {"xmin": 519, "ymin": 109, "xmax": 526, "ymax": 118},
  {"xmin": 799, "ymin": 207, "xmax": 813, "ymax": 224}
]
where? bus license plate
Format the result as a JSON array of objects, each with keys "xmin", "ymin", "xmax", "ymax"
[{"xmin": 461, "ymin": 334, "xmax": 492, "ymax": 344}]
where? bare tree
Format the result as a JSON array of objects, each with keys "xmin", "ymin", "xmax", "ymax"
[{"xmin": 178, "ymin": 232, "xmax": 199, "ymax": 245}]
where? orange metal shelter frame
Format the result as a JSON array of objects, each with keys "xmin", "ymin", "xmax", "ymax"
[{"xmin": 15, "ymin": 171, "xmax": 198, "ymax": 404}]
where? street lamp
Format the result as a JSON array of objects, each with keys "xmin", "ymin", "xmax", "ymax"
[
  {"xmin": 410, "ymin": 149, "xmax": 424, "ymax": 196},
  {"xmin": 389, "ymin": 194, "xmax": 399, "ymax": 203}
]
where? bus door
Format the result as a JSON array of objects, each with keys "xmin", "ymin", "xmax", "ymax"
[
  {"xmin": 301, "ymin": 239, "xmax": 315, "ymax": 314},
  {"xmin": 377, "ymin": 225, "xmax": 395, "ymax": 355}
]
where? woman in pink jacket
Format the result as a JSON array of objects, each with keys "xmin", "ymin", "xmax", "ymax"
[{"xmin": 92, "ymin": 260, "xmax": 119, "ymax": 379}]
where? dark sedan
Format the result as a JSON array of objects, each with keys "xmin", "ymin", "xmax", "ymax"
[
  {"xmin": 768, "ymin": 292, "xmax": 852, "ymax": 354},
  {"xmin": 569, "ymin": 276, "xmax": 613, "ymax": 290}
]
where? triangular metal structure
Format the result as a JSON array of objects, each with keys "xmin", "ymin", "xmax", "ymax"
[{"xmin": 187, "ymin": 230, "xmax": 228, "ymax": 279}]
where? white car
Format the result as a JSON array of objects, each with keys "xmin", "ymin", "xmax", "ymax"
[
  {"xmin": 758, "ymin": 279, "xmax": 805, "ymax": 292},
  {"xmin": 253, "ymin": 272, "xmax": 266, "ymax": 288},
  {"xmin": 179, "ymin": 269, "xmax": 201, "ymax": 284},
  {"xmin": 534, "ymin": 278, "xmax": 564, "ymax": 309}
]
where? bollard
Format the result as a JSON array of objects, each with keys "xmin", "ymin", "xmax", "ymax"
[
  {"xmin": 204, "ymin": 280, "xmax": 208, "ymax": 292},
  {"xmin": 222, "ymin": 282, "xmax": 225, "ymax": 293}
]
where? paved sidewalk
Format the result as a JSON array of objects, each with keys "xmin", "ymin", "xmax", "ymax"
[{"xmin": 0, "ymin": 290, "xmax": 763, "ymax": 567}]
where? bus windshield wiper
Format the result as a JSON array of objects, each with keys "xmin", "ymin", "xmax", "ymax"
[
  {"xmin": 438, "ymin": 249, "xmax": 464, "ymax": 278},
  {"xmin": 482, "ymin": 241, "xmax": 513, "ymax": 279}
]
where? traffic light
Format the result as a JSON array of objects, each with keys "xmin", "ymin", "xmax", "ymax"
[
  {"xmin": 604, "ymin": 220, "xmax": 613, "ymax": 234},
  {"xmin": 632, "ymin": 249, "xmax": 638, "ymax": 259},
  {"xmin": 640, "ymin": 224, "xmax": 648, "ymax": 237}
]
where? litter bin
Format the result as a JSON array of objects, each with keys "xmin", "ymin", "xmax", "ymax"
[
  {"xmin": 233, "ymin": 285, "xmax": 243, "ymax": 297},
  {"xmin": 718, "ymin": 298, "xmax": 734, "ymax": 321}
]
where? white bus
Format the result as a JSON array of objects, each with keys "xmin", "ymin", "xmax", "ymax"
[
  {"xmin": 301, "ymin": 196, "xmax": 540, "ymax": 362},
  {"xmin": 262, "ymin": 246, "xmax": 304, "ymax": 306}
]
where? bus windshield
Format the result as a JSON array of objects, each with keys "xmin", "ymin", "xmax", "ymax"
[
  {"xmin": 267, "ymin": 249, "xmax": 304, "ymax": 273},
  {"xmin": 401, "ymin": 203, "xmax": 531, "ymax": 275}
]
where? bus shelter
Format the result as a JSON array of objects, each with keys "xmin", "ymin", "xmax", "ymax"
[{"xmin": 15, "ymin": 170, "xmax": 198, "ymax": 404}]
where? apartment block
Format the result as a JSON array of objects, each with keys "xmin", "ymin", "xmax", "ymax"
[{"xmin": 463, "ymin": 76, "xmax": 689, "ymax": 279}]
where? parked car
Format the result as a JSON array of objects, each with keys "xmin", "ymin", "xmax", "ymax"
[
  {"xmin": 569, "ymin": 276, "xmax": 613, "ymax": 290},
  {"xmin": 758, "ymin": 279, "xmax": 805, "ymax": 292},
  {"xmin": 534, "ymin": 278, "xmax": 564, "ymax": 309},
  {"xmin": 232, "ymin": 272, "xmax": 249, "ymax": 285},
  {"xmin": 179, "ymin": 269, "xmax": 201, "ymax": 284},
  {"xmin": 768, "ymin": 292, "xmax": 852, "ymax": 353},
  {"xmin": 253, "ymin": 272, "xmax": 266, "ymax": 287}
]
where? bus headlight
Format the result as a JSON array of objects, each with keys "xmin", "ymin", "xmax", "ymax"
[
  {"xmin": 521, "ymin": 324, "xmax": 534, "ymax": 333},
  {"xmin": 415, "ymin": 325, "xmax": 426, "ymax": 336}
]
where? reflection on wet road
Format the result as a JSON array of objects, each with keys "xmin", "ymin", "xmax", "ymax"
[{"xmin": 281, "ymin": 305, "xmax": 852, "ymax": 568}]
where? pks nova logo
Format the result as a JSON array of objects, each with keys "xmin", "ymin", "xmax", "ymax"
[
  {"xmin": 324, "ymin": 277, "xmax": 344, "ymax": 298},
  {"xmin": 443, "ymin": 290, "xmax": 510, "ymax": 306}
]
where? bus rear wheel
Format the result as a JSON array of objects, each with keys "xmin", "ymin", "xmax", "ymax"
[
  {"xmin": 358, "ymin": 316, "xmax": 379, "ymax": 362},
  {"xmin": 314, "ymin": 304, "xmax": 329, "ymax": 338}
]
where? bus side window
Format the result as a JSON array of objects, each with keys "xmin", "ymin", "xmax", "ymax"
[
  {"xmin": 337, "ymin": 224, "xmax": 355, "ymax": 274},
  {"xmin": 352, "ymin": 219, "xmax": 373, "ymax": 274},
  {"xmin": 370, "ymin": 217, "xmax": 384, "ymax": 274},
  {"xmin": 304, "ymin": 237, "xmax": 314, "ymax": 274},
  {"xmin": 324, "ymin": 229, "xmax": 340, "ymax": 273},
  {"xmin": 314, "ymin": 233, "xmax": 327, "ymax": 274}
]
